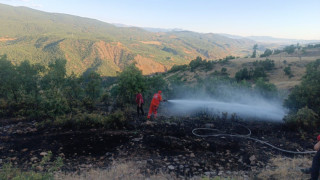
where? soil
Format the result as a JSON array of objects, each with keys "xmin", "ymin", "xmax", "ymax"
[{"xmin": 0, "ymin": 115, "xmax": 317, "ymax": 178}]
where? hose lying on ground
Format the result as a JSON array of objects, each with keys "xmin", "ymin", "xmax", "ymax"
[{"xmin": 192, "ymin": 124, "xmax": 316, "ymax": 154}]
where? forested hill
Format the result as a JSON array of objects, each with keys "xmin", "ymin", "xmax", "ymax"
[{"xmin": 0, "ymin": 3, "xmax": 256, "ymax": 76}]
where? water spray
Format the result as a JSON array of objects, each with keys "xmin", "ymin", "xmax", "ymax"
[
  {"xmin": 165, "ymin": 100, "xmax": 315, "ymax": 154},
  {"xmin": 166, "ymin": 99, "xmax": 286, "ymax": 121}
]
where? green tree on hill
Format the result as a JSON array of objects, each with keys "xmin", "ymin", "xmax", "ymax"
[
  {"xmin": 251, "ymin": 44, "xmax": 258, "ymax": 58},
  {"xmin": 284, "ymin": 45, "xmax": 296, "ymax": 54},
  {"xmin": 82, "ymin": 72, "xmax": 102, "ymax": 101},
  {"xmin": 260, "ymin": 49, "xmax": 273, "ymax": 57},
  {"xmin": 254, "ymin": 78, "xmax": 277, "ymax": 98},
  {"xmin": 284, "ymin": 59, "xmax": 320, "ymax": 128},
  {"xmin": 113, "ymin": 63, "xmax": 146, "ymax": 104},
  {"xmin": 235, "ymin": 68, "xmax": 250, "ymax": 81}
]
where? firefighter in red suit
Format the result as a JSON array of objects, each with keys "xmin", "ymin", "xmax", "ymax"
[
  {"xmin": 147, "ymin": 90, "xmax": 165, "ymax": 119},
  {"xmin": 136, "ymin": 92, "xmax": 144, "ymax": 116}
]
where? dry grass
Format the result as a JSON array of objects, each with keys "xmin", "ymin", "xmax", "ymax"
[
  {"xmin": 54, "ymin": 161, "xmax": 249, "ymax": 180},
  {"xmin": 167, "ymin": 51, "xmax": 320, "ymax": 90},
  {"xmin": 0, "ymin": 37, "xmax": 16, "ymax": 42},
  {"xmin": 140, "ymin": 41, "xmax": 162, "ymax": 45},
  {"xmin": 54, "ymin": 155, "xmax": 315, "ymax": 180},
  {"xmin": 256, "ymin": 156, "xmax": 312, "ymax": 180},
  {"xmin": 54, "ymin": 161, "xmax": 181, "ymax": 180}
]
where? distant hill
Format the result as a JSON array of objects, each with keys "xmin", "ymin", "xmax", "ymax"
[
  {"xmin": 0, "ymin": 3, "xmax": 258, "ymax": 76},
  {"xmin": 113, "ymin": 23, "xmax": 185, "ymax": 33},
  {"xmin": 219, "ymin": 33, "xmax": 320, "ymax": 45}
]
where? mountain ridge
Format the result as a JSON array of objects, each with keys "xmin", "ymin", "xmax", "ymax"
[{"xmin": 0, "ymin": 3, "xmax": 258, "ymax": 76}]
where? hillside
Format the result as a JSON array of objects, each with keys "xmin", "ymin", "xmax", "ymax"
[
  {"xmin": 163, "ymin": 47, "xmax": 320, "ymax": 90},
  {"xmin": 0, "ymin": 3, "xmax": 258, "ymax": 76}
]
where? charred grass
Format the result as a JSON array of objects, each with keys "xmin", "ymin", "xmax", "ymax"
[{"xmin": 0, "ymin": 115, "xmax": 318, "ymax": 179}]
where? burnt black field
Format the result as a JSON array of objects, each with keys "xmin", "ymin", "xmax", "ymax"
[{"xmin": 0, "ymin": 115, "xmax": 316, "ymax": 177}]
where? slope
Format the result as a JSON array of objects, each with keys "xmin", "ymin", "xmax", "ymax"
[{"xmin": 0, "ymin": 3, "xmax": 257, "ymax": 76}]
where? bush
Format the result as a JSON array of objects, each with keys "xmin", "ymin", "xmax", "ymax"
[
  {"xmin": 273, "ymin": 49, "xmax": 282, "ymax": 54},
  {"xmin": 162, "ymin": 47, "xmax": 178, "ymax": 55},
  {"xmin": 114, "ymin": 64, "xmax": 145, "ymax": 105},
  {"xmin": 254, "ymin": 78, "xmax": 277, "ymax": 98},
  {"xmin": 253, "ymin": 59, "xmax": 275, "ymax": 71},
  {"xmin": 101, "ymin": 92, "xmax": 111, "ymax": 106},
  {"xmin": 284, "ymin": 107, "xmax": 319, "ymax": 130},
  {"xmin": 260, "ymin": 49, "xmax": 273, "ymax": 57},
  {"xmin": 284, "ymin": 45, "xmax": 296, "ymax": 54},
  {"xmin": 188, "ymin": 56, "xmax": 215, "ymax": 72},
  {"xmin": 251, "ymin": 67, "xmax": 267, "ymax": 80},
  {"xmin": 284, "ymin": 59, "xmax": 320, "ymax": 115},
  {"xmin": 44, "ymin": 111, "xmax": 128, "ymax": 130},
  {"xmin": 145, "ymin": 74, "xmax": 169, "ymax": 102},
  {"xmin": 168, "ymin": 64, "xmax": 188, "ymax": 73},
  {"xmin": 284, "ymin": 66, "xmax": 293, "ymax": 78},
  {"xmin": 235, "ymin": 68, "xmax": 250, "ymax": 81},
  {"xmin": 103, "ymin": 110, "xmax": 127, "ymax": 129}
]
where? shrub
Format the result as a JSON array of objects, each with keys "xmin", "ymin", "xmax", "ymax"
[
  {"xmin": 253, "ymin": 59, "xmax": 275, "ymax": 71},
  {"xmin": 260, "ymin": 49, "xmax": 273, "ymax": 57},
  {"xmin": 284, "ymin": 66, "xmax": 293, "ymax": 78},
  {"xmin": 284, "ymin": 107, "xmax": 319, "ymax": 130},
  {"xmin": 45, "ymin": 111, "xmax": 128, "ymax": 130},
  {"xmin": 251, "ymin": 67, "xmax": 267, "ymax": 80},
  {"xmin": 254, "ymin": 78, "xmax": 277, "ymax": 98},
  {"xmin": 188, "ymin": 56, "xmax": 215, "ymax": 72},
  {"xmin": 115, "ymin": 64, "xmax": 145, "ymax": 105},
  {"xmin": 284, "ymin": 45, "xmax": 296, "ymax": 54},
  {"xmin": 284, "ymin": 59, "xmax": 320, "ymax": 115},
  {"xmin": 102, "ymin": 110, "xmax": 127, "ymax": 129},
  {"xmin": 162, "ymin": 47, "xmax": 178, "ymax": 55},
  {"xmin": 168, "ymin": 64, "xmax": 188, "ymax": 73},
  {"xmin": 101, "ymin": 92, "xmax": 111, "ymax": 106},
  {"xmin": 220, "ymin": 67, "xmax": 228, "ymax": 76},
  {"xmin": 189, "ymin": 56, "xmax": 204, "ymax": 71}
]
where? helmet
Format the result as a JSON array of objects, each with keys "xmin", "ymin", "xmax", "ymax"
[{"xmin": 158, "ymin": 90, "xmax": 162, "ymax": 94}]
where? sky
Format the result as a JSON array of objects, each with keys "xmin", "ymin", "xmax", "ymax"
[{"xmin": 0, "ymin": 0, "xmax": 319, "ymax": 40}]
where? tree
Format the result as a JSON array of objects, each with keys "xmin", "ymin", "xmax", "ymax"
[
  {"xmin": 235, "ymin": 68, "xmax": 250, "ymax": 81},
  {"xmin": 284, "ymin": 106, "xmax": 319, "ymax": 130},
  {"xmin": 284, "ymin": 45, "xmax": 296, "ymax": 54},
  {"xmin": 273, "ymin": 49, "xmax": 282, "ymax": 54},
  {"xmin": 254, "ymin": 78, "xmax": 277, "ymax": 98},
  {"xmin": 284, "ymin": 59, "xmax": 320, "ymax": 115},
  {"xmin": 251, "ymin": 44, "xmax": 258, "ymax": 58},
  {"xmin": 189, "ymin": 56, "xmax": 203, "ymax": 71},
  {"xmin": 145, "ymin": 75, "xmax": 168, "ymax": 102},
  {"xmin": 0, "ymin": 55, "xmax": 19, "ymax": 103},
  {"xmin": 252, "ymin": 67, "xmax": 267, "ymax": 80},
  {"xmin": 283, "ymin": 66, "xmax": 293, "ymax": 78},
  {"xmin": 82, "ymin": 72, "xmax": 102, "ymax": 101},
  {"xmin": 220, "ymin": 67, "xmax": 228, "ymax": 76},
  {"xmin": 260, "ymin": 49, "xmax": 273, "ymax": 57},
  {"xmin": 15, "ymin": 61, "xmax": 44, "ymax": 117},
  {"xmin": 115, "ymin": 63, "xmax": 146, "ymax": 104},
  {"xmin": 41, "ymin": 59, "xmax": 67, "ymax": 90},
  {"xmin": 41, "ymin": 59, "xmax": 69, "ymax": 118}
]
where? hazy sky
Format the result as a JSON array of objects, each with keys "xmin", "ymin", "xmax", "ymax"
[{"xmin": 1, "ymin": 0, "xmax": 319, "ymax": 40}]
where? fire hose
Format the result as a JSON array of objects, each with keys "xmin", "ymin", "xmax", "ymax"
[{"xmin": 192, "ymin": 124, "xmax": 316, "ymax": 154}]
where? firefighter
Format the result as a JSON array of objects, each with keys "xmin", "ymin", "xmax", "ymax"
[
  {"xmin": 301, "ymin": 134, "xmax": 320, "ymax": 180},
  {"xmin": 147, "ymin": 90, "xmax": 166, "ymax": 119},
  {"xmin": 136, "ymin": 91, "xmax": 144, "ymax": 116}
]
